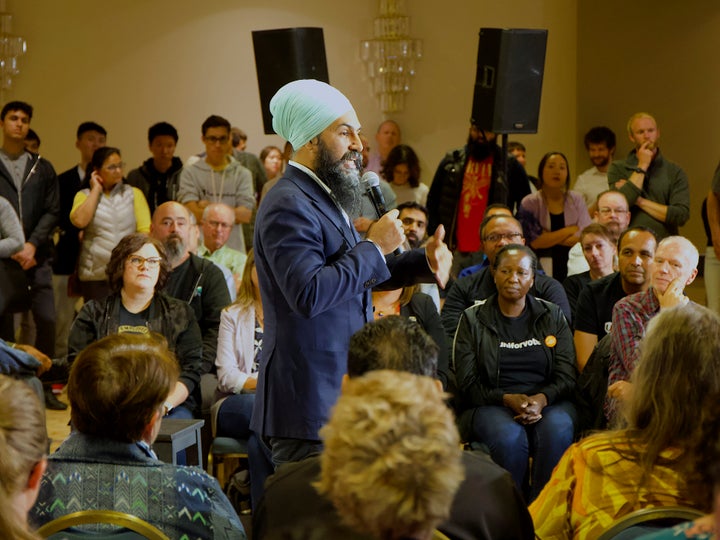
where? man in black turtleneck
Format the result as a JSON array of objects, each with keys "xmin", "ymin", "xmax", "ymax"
[{"xmin": 426, "ymin": 122, "xmax": 531, "ymax": 274}]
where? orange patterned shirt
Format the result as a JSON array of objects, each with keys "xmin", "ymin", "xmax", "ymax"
[{"xmin": 530, "ymin": 433, "xmax": 697, "ymax": 540}]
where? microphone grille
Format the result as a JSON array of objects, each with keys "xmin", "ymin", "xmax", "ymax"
[{"xmin": 361, "ymin": 171, "xmax": 381, "ymax": 188}]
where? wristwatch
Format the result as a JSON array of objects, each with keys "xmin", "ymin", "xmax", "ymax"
[
  {"xmin": 163, "ymin": 401, "xmax": 174, "ymax": 416},
  {"xmin": 633, "ymin": 167, "xmax": 647, "ymax": 175}
]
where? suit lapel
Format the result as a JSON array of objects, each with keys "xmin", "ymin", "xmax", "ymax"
[{"xmin": 285, "ymin": 168, "xmax": 359, "ymax": 247}]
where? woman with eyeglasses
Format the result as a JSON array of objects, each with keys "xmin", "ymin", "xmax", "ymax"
[
  {"xmin": 517, "ymin": 151, "xmax": 591, "ymax": 283},
  {"xmin": 70, "ymin": 147, "xmax": 151, "ymax": 301},
  {"xmin": 68, "ymin": 233, "xmax": 202, "ymax": 419}
]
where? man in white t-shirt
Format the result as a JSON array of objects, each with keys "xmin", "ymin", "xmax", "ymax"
[{"xmin": 573, "ymin": 126, "xmax": 616, "ymax": 214}]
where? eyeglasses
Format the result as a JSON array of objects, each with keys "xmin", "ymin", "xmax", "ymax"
[
  {"xmin": 205, "ymin": 135, "xmax": 229, "ymax": 145},
  {"xmin": 483, "ymin": 232, "xmax": 523, "ymax": 243},
  {"xmin": 207, "ymin": 220, "xmax": 232, "ymax": 230},
  {"xmin": 103, "ymin": 162, "xmax": 125, "ymax": 172},
  {"xmin": 598, "ymin": 207, "xmax": 629, "ymax": 216},
  {"xmin": 127, "ymin": 255, "xmax": 162, "ymax": 269}
]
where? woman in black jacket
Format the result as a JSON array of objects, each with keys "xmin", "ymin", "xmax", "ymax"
[
  {"xmin": 453, "ymin": 244, "xmax": 576, "ymax": 501},
  {"xmin": 68, "ymin": 233, "xmax": 202, "ymax": 418}
]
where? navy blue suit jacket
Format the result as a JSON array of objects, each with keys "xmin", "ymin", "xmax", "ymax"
[{"xmin": 251, "ymin": 165, "xmax": 433, "ymax": 440}]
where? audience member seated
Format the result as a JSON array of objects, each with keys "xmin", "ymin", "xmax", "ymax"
[
  {"xmin": 0, "ymin": 375, "xmax": 48, "ymax": 540},
  {"xmin": 606, "ymin": 235, "xmax": 698, "ymax": 423},
  {"xmin": 530, "ymin": 304, "xmax": 720, "ymax": 539},
  {"xmin": 126, "ymin": 121, "xmax": 183, "ymax": 213},
  {"xmin": 455, "ymin": 204, "xmax": 513, "ymax": 279},
  {"xmin": 453, "ymin": 244, "xmax": 577, "ymax": 501},
  {"xmin": 563, "ymin": 223, "xmax": 616, "ymax": 323},
  {"xmin": 442, "ymin": 214, "xmax": 571, "ymax": 340},
  {"xmin": 68, "ymin": 233, "xmax": 201, "ymax": 419},
  {"xmin": 573, "ymin": 227, "xmax": 657, "ymax": 372},
  {"xmin": 254, "ymin": 316, "xmax": 534, "ymax": 540},
  {"xmin": 397, "ymin": 201, "xmax": 440, "ymax": 310},
  {"xmin": 382, "ymin": 144, "xmax": 428, "ymax": 206},
  {"xmin": 70, "ymin": 146, "xmax": 151, "ymax": 301},
  {"xmin": 517, "ymin": 151, "xmax": 592, "ymax": 283},
  {"xmin": 372, "ymin": 285, "xmax": 450, "ymax": 390},
  {"xmin": 634, "ymin": 393, "xmax": 720, "ymax": 540},
  {"xmin": 29, "ymin": 333, "xmax": 246, "ymax": 539},
  {"xmin": 316, "ymin": 370, "xmax": 464, "ymax": 540},
  {"xmin": 212, "ymin": 248, "xmax": 260, "ymax": 440},
  {"xmin": 150, "ymin": 201, "xmax": 231, "ymax": 415},
  {"xmin": 198, "ymin": 202, "xmax": 248, "ymax": 291},
  {"xmin": 567, "ymin": 190, "xmax": 630, "ymax": 277}
]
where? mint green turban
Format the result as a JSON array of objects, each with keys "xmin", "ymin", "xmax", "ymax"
[{"xmin": 270, "ymin": 79, "xmax": 354, "ymax": 150}]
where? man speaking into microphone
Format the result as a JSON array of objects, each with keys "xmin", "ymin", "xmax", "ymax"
[{"xmin": 252, "ymin": 79, "xmax": 452, "ymax": 466}]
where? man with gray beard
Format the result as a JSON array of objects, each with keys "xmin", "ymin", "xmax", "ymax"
[
  {"xmin": 150, "ymin": 201, "xmax": 231, "ymax": 413},
  {"xmin": 251, "ymin": 79, "xmax": 452, "ymax": 466}
]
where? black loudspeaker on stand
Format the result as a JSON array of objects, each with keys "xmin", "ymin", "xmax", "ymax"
[
  {"xmin": 252, "ymin": 27, "xmax": 329, "ymax": 135},
  {"xmin": 470, "ymin": 27, "xmax": 548, "ymax": 189},
  {"xmin": 471, "ymin": 28, "xmax": 548, "ymax": 135}
]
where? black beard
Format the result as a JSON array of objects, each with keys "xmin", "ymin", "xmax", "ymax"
[
  {"xmin": 467, "ymin": 134, "xmax": 495, "ymax": 161},
  {"xmin": 315, "ymin": 138, "xmax": 364, "ymax": 218},
  {"xmin": 406, "ymin": 233, "xmax": 422, "ymax": 249},
  {"xmin": 163, "ymin": 234, "xmax": 186, "ymax": 264}
]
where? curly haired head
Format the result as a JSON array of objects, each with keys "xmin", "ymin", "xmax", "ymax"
[{"xmin": 315, "ymin": 370, "xmax": 463, "ymax": 540}]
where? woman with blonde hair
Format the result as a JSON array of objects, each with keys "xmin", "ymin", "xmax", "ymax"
[
  {"xmin": 213, "ymin": 248, "xmax": 262, "ymax": 439},
  {"xmin": 0, "ymin": 375, "xmax": 48, "ymax": 540},
  {"xmin": 531, "ymin": 303, "xmax": 720, "ymax": 539}
]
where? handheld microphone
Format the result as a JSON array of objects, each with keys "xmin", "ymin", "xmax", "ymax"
[
  {"xmin": 361, "ymin": 171, "xmax": 406, "ymax": 255},
  {"xmin": 361, "ymin": 171, "xmax": 388, "ymax": 219}
]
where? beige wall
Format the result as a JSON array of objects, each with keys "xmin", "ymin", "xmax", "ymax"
[
  {"xmin": 577, "ymin": 1, "xmax": 720, "ymax": 248},
  {"xmin": 12, "ymin": 0, "xmax": 576, "ymax": 189}
]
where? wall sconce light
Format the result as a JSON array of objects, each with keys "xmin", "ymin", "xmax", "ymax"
[{"xmin": 360, "ymin": 0, "xmax": 422, "ymax": 113}]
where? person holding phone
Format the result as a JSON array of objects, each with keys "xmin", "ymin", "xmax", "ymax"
[{"xmin": 70, "ymin": 147, "xmax": 151, "ymax": 301}]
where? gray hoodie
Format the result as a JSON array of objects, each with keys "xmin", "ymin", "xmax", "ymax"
[{"xmin": 178, "ymin": 157, "xmax": 255, "ymax": 252}]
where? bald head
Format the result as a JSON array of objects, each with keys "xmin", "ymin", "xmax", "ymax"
[{"xmin": 151, "ymin": 202, "xmax": 192, "ymax": 267}]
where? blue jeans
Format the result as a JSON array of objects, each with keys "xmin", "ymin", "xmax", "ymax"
[
  {"xmin": 216, "ymin": 393, "xmax": 255, "ymax": 440},
  {"xmin": 470, "ymin": 400, "xmax": 576, "ymax": 501}
]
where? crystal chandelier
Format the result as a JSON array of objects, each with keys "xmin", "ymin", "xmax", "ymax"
[
  {"xmin": 360, "ymin": 0, "xmax": 422, "ymax": 113},
  {"xmin": 0, "ymin": 0, "xmax": 26, "ymax": 102}
]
